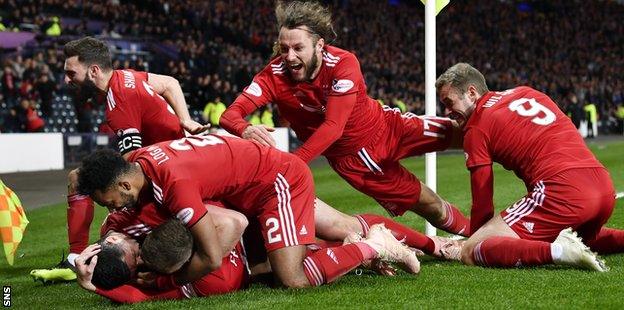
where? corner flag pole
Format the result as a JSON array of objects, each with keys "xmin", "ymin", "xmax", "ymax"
[{"xmin": 424, "ymin": 0, "xmax": 437, "ymax": 236}]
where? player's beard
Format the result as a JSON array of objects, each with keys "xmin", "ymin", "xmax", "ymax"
[
  {"xmin": 70, "ymin": 77, "xmax": 100, "ymax": 102},
  {"xmin": 304, "ymin": 52, "xmax": 319, "ymax": 81},
  {"xmin": 120, "ymin": 191, "xmax": 137, "ymax": 210}
]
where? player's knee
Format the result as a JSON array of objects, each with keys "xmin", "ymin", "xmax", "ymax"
[
  {"xmin": 231, "ymin": 212, "xmax": 249, "ymax": 235},
  {"xmin": 67, "ymin": 169, "xmax": 80, "ymax": 194},
  {"xmin": 460, "ymin": 242, "xmax": 477, "ymax": 266},
  {"xmin": 280, "ymin": 276, "xmax": 311, "ymax": 288}
]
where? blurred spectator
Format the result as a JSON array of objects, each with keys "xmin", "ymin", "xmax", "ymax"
[{"xmin": 19, "ymin": 99, "xmax": 45, "ymax": 132}]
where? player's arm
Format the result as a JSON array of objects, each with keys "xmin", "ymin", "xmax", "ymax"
[
  {"xmin": 220, "ymin": 81, "xmax": 275, "ymax": 147},
  {"xmin": 206, "ymin": 204, "xmax": 248, "ymax": 254},
  {"xmin": 293, "ymin": 93, "xmax": 356, "ymax": 163},
  {"xmin": 147, "ymin": 73, "xmax": 209, "ymax": 134},
  {"xmin": 95, "ymin": 284, "xmax": 185, "ymax": 304},
  {"xmin": 174, "ymin": 212, "xmax": 223, "ymax": 284},
  {"xmin": 469, "ymin": 164, "xmax": 495, "ymax": 232}
]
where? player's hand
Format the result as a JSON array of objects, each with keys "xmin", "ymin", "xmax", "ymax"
[
  {"xmin": 181, "ymin": 119, "xmax": 211, "ymax": 135},
  {"xmin": 136, "ymin": 271, "xmax": 158, "ymax": 289},
  {"xmin": 75, "ymin": 244, "xmax": 101, "ymax": 292},
  {"xmin": 242, "ymin": 125, "xmax": 276, "ymax": 147}
]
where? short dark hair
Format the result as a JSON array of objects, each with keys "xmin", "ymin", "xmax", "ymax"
[
  {"xmin": 90, "ymin": 240, "xmax": 132, "ymax": 290},
  {"xmin": 64, "ymin": 37, "xmax": 113, "ymax": 71},
  {"xmin": 77, "ymin": 149, "xmax": 132, "ymax": 195},
  {"xmin": 141, "ymin": 219, "xmax": 193, "ymax": 274}
]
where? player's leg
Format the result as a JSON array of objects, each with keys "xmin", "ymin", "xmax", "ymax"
[
  {"xmin": 313, "ymin": 197, "xmax": 362, "ymax": 241},
  {"xmin": 31, "ymin": 168, "xmax": 94, "ymax": 283},
  {"xmin": 66, "ymin": 168, "xmax": 95, "ymax": 264},
  {"xmin": 462, "ymin": 180, "xmax": 608, "ymax": 271},
  {"xmin": 314, "ymin": 197, "xmax": 457, "ymax": 258},
  {"xmin": 410, "ymin": 182, "xmax": 470, "ymax": 236},
  {"xmin": 264, "ymin": 159, "xmax": 418, "ymax": 287},
  {"xmin": 392, "ymin": 113, "xmax": 471, "ymax": 235},
  {"xmin": 585, "ymin": 227, "xmax": 624, "ymax": 254}
]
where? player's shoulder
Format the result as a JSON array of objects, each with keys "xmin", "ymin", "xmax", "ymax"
[
  {"xmin": 322, "ymin": 45, "xmax": 357, "ymax": 68},
  {"xmin": 260, "ymin": 56, "xmax": 287, "ymax": 78}
]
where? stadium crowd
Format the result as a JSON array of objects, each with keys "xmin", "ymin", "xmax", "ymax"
[{"xmin": 0, "ymin": 0, "xmax": 623, "ymax": 134}]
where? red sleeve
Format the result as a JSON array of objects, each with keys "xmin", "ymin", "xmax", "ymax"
[
  {"xmin": 163, "ymin": 180, "xmax": 208, "ymax": 228},
  {"xmin": 463, "ymin": 127, "xmax": 492, "ymax": 169},
  {"xmin": 293, "ymin": 93, "xmax": 356, "ymax": 162},
  {"xmin": 469, "ymin": 164, "xmax": 495, "ymax": 232},
  {"xmin": 95, "ymin": 285, "xmax": 184, "ymax": 304},
  {"xmin": 220, "ymin": 94, "xmax": 259, "ymax": 136},
  {"xmin": 221, "ymin": 72, "xmax": 274, "ymax": 136},
  {"xmin": 292, "ymin": 55, "xmax": 362, "ymax": 162}
]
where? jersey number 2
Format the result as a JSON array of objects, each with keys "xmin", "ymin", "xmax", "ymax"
[
  {"xmin": 265, "ymin": 218, "xmax": 282, "ymax": 244},
  {"xmin": 508, "ymin": 98, "xmax": 556, "ymax": 125}
]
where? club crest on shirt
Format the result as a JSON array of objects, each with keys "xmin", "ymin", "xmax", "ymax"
[
  {"xmin": 332, "ymin": 79, "xmax": 354, "ymax": 93},
  {"xmin": 245, "ymin": 82, "xmax": 262, "ymax": 97}
]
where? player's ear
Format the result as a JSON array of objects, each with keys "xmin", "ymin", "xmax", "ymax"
[
  {"xmin": 467, "ymin": 85, "xmax": 479, "ymax": 102},
  {"xmin": 120, "ymin": 181, "xmax": 132, "ymax": 191},
  {"xmin": 316, "ymin": 37, "xmax": 324, "ymax": 52}
]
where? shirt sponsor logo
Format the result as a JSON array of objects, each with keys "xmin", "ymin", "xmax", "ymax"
[
  {"xmin": 176, "ymin": 208, "xmax": 194, "ymax": 225},
  {"xmin": 245, "ymin": 82, "xmax": 262, "ymax": 97},
  {"xmin": 332, "ymin": 79, "xmax": 354, "ymax": 93}
]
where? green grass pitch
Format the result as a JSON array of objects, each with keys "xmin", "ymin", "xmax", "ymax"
[{"xmin": 2, "ymin": 140, "xmax": 623, "ymax": 309}]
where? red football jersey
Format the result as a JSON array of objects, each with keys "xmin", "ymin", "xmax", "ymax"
[
  {"xmin": 237, "ymin": 45, "xmax": 385, "ymax": 157},
  {"xmin": 100, "ymin": 202, "xmax": 170, "ymax": 241},
  {"xmin": 105, "ymin": 69, "xmax": 185, "ymax": 155},
  {"xmin": 127, "ymin": 135, "xmax": 289, "ymax": 226},
  {"xmin": 463, "ymin": 86, "xmax": 603, "ymax": 186}
]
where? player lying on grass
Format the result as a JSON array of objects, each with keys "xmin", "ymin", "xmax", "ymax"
[
  {"xmin": 74, "ymin": 206, "xmax": 248, "ymax": 304},
  {"xmin": 74, "ymin": 135, "xmax": 420, "ymax": 289},
  {"xmin": 436, "ymin": 63, "xmax": 624, "ymax": 271}
]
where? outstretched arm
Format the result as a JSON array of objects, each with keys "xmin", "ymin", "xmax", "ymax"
[
  {"xmin": 147, "ymin": 73, "xmax": 209, "ymax": 134},
  {"xmin": 220, "ymin": 94, "xmax": 275, "ymax": 147},
  {"xmin": 293, "ymin": 93, "xmax": 357, "ymax": 163}
]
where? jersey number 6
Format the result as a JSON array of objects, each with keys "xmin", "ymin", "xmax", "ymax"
[{"xmin": 508, "ymin": 98, "xmax": 556, "ymax": 125}]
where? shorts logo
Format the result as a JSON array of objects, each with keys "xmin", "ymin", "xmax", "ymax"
[
  {"xmin": 299, "ymin": 225, "xmax": 308, "ymax": 235},
  {"xmin": 176, "ymin": 208, "xmax": 194, "ymax": 225},
  {"xmin": 245, "ymin": 82, "xmax": 262, "ymax": 97},
  {"xmin": 523, "ymin": 221, "xmax": 534, "ymax": 233},
  {"xmin": 332, "ymin": 79, "xmax": 354, "ymax": 93}
]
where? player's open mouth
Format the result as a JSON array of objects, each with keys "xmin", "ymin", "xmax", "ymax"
[{"xmin": 289, "ymin": 63, "xmax": 304, "ymax": 71}]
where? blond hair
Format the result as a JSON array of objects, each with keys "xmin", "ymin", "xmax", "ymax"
[{"xmin": 435, "ymin": 63, "xmax": 489, "ymax": 95}]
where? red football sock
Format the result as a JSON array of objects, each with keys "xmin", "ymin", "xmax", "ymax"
[
  {"xmin": 437, "ymin": 202, "xmax": 470, "ymax": 236},
  {"xmin": 355, "ymin": 214, "xmax": 435, "ymax": 254},
  {"xmin": 586, "ymin": 227, "xmax": 624, "ymax": 255},
  {"xmin": 473, "ymin": 237, "xmax": 552, "ymax": 267},
  {"xmin": 67, "ymin": 194, "xmax": 95, "ymax": 254},
  {"xmin": 303, "ymin": 243, "xmax": 374, "ymax": 286}
]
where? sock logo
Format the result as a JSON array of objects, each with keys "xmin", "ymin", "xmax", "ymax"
[{"xmin": 326, "ymin": 249, "xmax": 339, "ymax": 264}]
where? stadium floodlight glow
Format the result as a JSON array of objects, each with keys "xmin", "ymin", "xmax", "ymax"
[{"xmin": 424, "ymin": 0, "xmax": 437, "ymax": 237}]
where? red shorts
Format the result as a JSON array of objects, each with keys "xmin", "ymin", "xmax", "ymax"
[
  {"xmin": 327, "ymin": 110, "xmax": 454, "ymax": 216},
  {"xmin": 256, "ymin": 155, "xmax": 317, "ymax": 252},
  {"xmin": 501, "ymin": 168, "xmax": 615, "ymax": 242},
  {"xmin": 186, "ymin": 243, "xmax": 249, "ymax": 297}
]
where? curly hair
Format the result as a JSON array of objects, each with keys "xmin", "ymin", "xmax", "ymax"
[
  {"xmin": 64, "ymin": 36, "xmax": 113, "ymax": 71},
  {"xmin": 275, "ymin": 0, "xmax": 336, "ymax": 43},
  {"xmin": 77, "ymin": 149, "xmax": 132, "ymax": 196}
]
